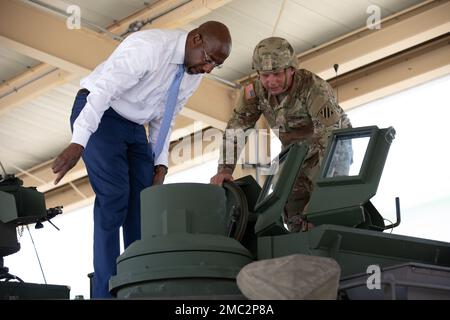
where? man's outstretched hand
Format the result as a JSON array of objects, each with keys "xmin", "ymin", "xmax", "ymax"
[
  {"xmin": 153, "ymin": 165, "xmax": 168, "ymax": 186},
  {"xmin": 52, "ymin": 143, "xmax": 84, "ymax": 185},
  {"xmin": 210, "ymin": 169, "xmax": 234, "ymax": 186}
]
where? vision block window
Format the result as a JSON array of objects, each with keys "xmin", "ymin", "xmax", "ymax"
[
  {"xmin": 319, "ymin": 127, "xmax": 379, "ymax": 185},
  {"xmin": 325, "ymin": 136, "xmax": 370, "ymax": 178}
]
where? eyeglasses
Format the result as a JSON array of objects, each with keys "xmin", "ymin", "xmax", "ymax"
[{"xmin": 202, "ymin": 44, "xmax": 223, "ymax": 69}]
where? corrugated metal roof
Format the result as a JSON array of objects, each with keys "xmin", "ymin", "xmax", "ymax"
[{"xmin": 0, "ymin": 78, "xmax": 81, "ymax": 174}]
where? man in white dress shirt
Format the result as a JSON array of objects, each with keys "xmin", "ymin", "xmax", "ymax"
[{"xmin": 51, "ymin": 21, "xmax": 232, "ymax": 298}]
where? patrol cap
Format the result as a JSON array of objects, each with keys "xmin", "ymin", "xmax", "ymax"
[{"xmin": 252, "ymin": 37, "xmax": 298, "ymax": 73}]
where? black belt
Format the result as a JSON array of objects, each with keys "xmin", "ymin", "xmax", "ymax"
[{"xmin": 78, "ymin": 88, "xmax": 90, "ymax": 95}]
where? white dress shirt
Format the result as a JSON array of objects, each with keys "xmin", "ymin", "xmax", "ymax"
[{"xmin": 72, "ymin": 29, "xmax": 203, "ymax": 167}]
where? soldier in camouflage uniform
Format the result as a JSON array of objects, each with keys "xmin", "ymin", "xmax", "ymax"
[{"xmin": 210, "ymin": 37, "xmax": 352, "ymax": 232}]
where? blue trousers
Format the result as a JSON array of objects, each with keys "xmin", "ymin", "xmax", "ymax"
[{"xmin": 70, "ymin": 90, "xmax": 154, "ymax": 298}]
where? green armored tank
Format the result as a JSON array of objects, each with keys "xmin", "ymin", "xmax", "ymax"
[{"xmin": 109, "ymin": 125, "xmax": 450, "ymax": 299}]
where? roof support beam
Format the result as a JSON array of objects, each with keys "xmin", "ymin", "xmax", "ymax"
[
  {"xmin": 142, "ymin": 0, "xmax": 232, "ymax": 30},
  {"xmin": 108, "ymin": 0, "xmax": 189, "ymax": 35},
  {"xmin": 110, "ymin": 0, "xmax": 232, "ymax": 35},
  {"xmin": 0, "ymin": 67, "xmax": 76, "ymax": 116},
  {"xmin": 44, "ymin": 177, "xmax": 95, "ymax": 212},
  {"xmin": 333, "ymin": 34, "xmax": 450, "ymax": 110},
  {"xmin": 0, "ymin": 63, "xmax": 52, "ymax": 95},
  {"xmin": 299, "ymin": 0, "xmax": 450, "ymax": 80}
]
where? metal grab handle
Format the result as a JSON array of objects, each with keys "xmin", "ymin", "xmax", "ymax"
[{"xmin": 384, "ymin": 197, "xmax": 401, "ymax": 230}]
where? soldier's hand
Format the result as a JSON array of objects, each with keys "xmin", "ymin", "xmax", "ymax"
[
  {"xmin": 52, "ymin": 143, "xmax": 84, "ymax": 185},
  {"xmin": 210, "ymin": 170, "xmax": 234, "ymax": 186},
  {"xmin": 152, "ymin": 165, "xmax": 167, "ymax": 186}
]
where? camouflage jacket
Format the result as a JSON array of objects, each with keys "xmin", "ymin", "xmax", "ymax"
[{"xmin": 218, "ymin": 68, "xmax": 352, "ymax": 173}]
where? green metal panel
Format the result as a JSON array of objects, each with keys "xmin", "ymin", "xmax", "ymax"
[
  {"xmin": 111, "ymin": 234, "xmax": 252, "ymax": 295},
  {"xmin": 0, "ymin": 181, "xmax": 46, "ymax": 225},
  {"xmin": 115, "ymin": 279, "xmax": 243, "ymax": 299},
  {"xmin": 253, "ymin": 143, "xmax": 309, "ymax": 236},
  {"xmin": 0, "ymin": 222, "xmax": 19, "ymax": 257},
  {"xmin": 140, "ymin": 183, "xmax": 228, "ymax": 236},
  {"xmin": 0, "ymin": 191, "xmax": 20, "ymax": 257},
  {"xmin": 120, "ymin": 233, "xmax": 252, "ymax": 259},
  {"xmin": 111, "ymin": 234, "xmax": 253, "ymax": 298},
  {"xmin": 233, "ymin": 175, "xmax": 262, "ymax": 258},
  {"xmin": 307, "ymin": 126, "xmax": 395, "ymax": 228},
  {"xmin": 340, "ymin": 263, "xmax": 450, "ymax": 300},
  {"xmin": 0, "ymin": 191, "xmax": 17, "ymax": 223},
  {"xmin": 234, "ymin": 175, "xmax": 261, "ymax": 211},
  {"xmin": 0, "ymin": 282, "xmax": 70, "ymax": 300},
  {"xmin": 257, "ymin": 224, "xmax": 450, "ymax": 278},
  {"xmin": 16, "ymin": 187, "xmax": 47, "ymax": 225}
]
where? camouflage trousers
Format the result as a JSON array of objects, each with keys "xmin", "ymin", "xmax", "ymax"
[{"xmin": 282, "ymin": 152, "xmax": 320, "ymax": 232}]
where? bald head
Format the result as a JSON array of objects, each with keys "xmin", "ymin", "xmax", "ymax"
[
  {"xmin": 185, "ymin": 21, "xmax": 232, "ymax": 74},
  {"xmin": 198, "ymin": 21, "xmax": 232, "ymax": 59}
]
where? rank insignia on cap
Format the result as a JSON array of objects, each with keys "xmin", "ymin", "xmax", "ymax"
[{"xmin": 244, "ymin": 83, "xmax": 256, "ymax": 100}]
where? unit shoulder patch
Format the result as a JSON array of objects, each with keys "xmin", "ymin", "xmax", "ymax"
[
  {"xmin": 316, "ymin": 105, "xmax": 339, "ymax": 126},
  {"xmin": 244, "ymin": 83, "xmax": 256, "ymax": 101}
]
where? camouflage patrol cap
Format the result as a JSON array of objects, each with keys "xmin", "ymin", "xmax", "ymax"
[{"xmin": 252, "ymin": 37, "xmax": 298, "ymax": 72}]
